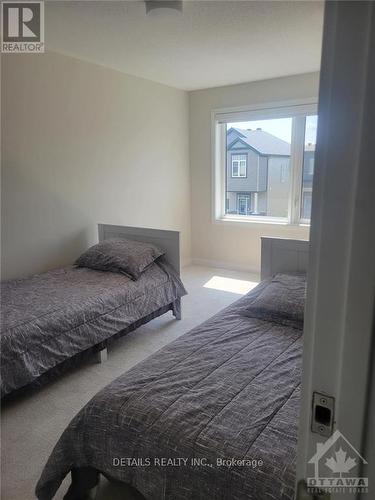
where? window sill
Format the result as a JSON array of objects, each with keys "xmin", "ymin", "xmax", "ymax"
[{"xmin": 214, "ymin": 216, "xmax": 310, "ymax": 228}]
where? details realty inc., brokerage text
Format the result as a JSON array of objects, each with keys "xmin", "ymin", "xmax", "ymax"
[{"xmin": 112, "ymin": 457, "xmax": 264, "ymax": 468}]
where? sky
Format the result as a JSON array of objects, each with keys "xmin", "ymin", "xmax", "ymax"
[{"xmin": 228, "ymin": 115, "xmax": 318, "ymax": 145}]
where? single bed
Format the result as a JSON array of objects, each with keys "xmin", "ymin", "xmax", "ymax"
[
  {"xmin": 36, "ymin": 237, "xmax": 309, "ymax": 500},
  {"xmin": 0, "ymin": 224, "xmax": 187, "ymax": 398}
]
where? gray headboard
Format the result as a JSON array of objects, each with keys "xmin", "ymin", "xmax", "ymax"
[
  {"xmin": 98, "ymin": 224, "xmax": 180, "ymax": 274},
  {"xmin": 261, "ymin": 237, "xmax": 309, "ymax": 280}
]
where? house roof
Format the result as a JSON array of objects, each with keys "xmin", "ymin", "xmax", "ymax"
[{"xmin": 228, "ymin": 127, "xmax": 291, "ymax": 156}]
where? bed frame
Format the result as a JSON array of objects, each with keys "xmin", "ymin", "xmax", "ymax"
[
  {"xmin": 260, "ymin": 237, "xmax": 309, "ymax": 280},
  {"xmin": 2, "ymin": 225, "xmax": 183, "ymax": 397},
  {"xmin": 95, "ymin": 224, "xmax": 182, "ymax": 363}
]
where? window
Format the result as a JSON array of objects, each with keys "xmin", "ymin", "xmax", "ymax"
[
  {"xmin": 231, "ymin": 154, "xmax": 247, "ymax": 177},
  {"xmin": 213, "ymin": 102, "xmax": 317, "ymax": 224}
]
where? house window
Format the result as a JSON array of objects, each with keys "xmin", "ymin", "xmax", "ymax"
[
  {"xmin": 231, "ymin": 155, "xmax": 247, "ymax": 177},
  {"xmin": 213, "ymin": 102, "xmax": 317, "ymax": 224}
]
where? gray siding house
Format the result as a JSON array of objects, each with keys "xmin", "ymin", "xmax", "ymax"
[
  {"xmin": 226, "ymin": 127, "xmax": 290, "ymax": 217},
  {"xmin": 226, "ymin": 128, "xmax": 315, "ymax": 218}
]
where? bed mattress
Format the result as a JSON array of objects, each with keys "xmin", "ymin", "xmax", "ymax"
[
  {"xmin": 36, "ymin": 279, "xmax": 302, "ymax": 500},
  {"xmin": 1, "ymin": 259, "xmax": 186, "ymax": 396}
]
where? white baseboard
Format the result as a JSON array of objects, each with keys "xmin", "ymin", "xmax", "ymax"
[
  {"xmin": 191, "ymin": 257, "xmax": 259, "ymax": 275},
  {"xmin": 181, "ymin": 257, "xmax": 192, "ymax": 268}
]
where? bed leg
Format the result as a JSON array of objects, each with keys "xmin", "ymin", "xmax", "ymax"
[
  {"xmin": 172, "ymin": 298, "xmax": 182, "ymax": 320},
  {"xmin": 87, "ymin": 484, "xmax": 99, "ymax": 499},
  {"xmin": 64, "ymin": 467, "xmax": 99, "ymax": 500},
  {"xmin": 94, "ymin": 348, "xmax": 108, "ymax": 364}
]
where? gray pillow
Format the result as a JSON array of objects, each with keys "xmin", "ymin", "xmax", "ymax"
[
  {"xmin": 240, "ymin": 273, "xmax": 306, "ymax": 329},
  {"xmin": 75, "ymin": 238, "xmax": 164, "ymax": 280}
]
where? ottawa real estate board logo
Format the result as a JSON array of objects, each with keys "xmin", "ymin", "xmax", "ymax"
[
  {"xmin": 1, "ymin": 1, "xmax": 44, "ymax": 53},
  {"xmin": 307, "ymin": 430, "xmax": 368, "ymax": 494}
]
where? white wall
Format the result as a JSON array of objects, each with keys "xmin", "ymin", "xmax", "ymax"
[
  {"xmin": 1, "ymin": 51, "xmax": 191, "ymax": 279},
  {"xmin": 189, "ymin": 73, "xmax": 319, "ymax": 273}
]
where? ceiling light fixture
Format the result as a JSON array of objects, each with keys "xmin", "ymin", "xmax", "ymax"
[{"xmin": 145, "ymin": 1, "xmax": 183, "ymax": 14}]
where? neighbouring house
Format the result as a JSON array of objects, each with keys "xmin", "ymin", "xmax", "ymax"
[{"xmin": 226, "ymin": 127, "xmax": 315, "ymax": 218}]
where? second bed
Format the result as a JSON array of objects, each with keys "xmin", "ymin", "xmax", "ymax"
[{"xmin": 36, "ymin": 237, "xmax": 309, "ymax": 500}]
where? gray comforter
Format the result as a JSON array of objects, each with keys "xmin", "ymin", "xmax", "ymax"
[
  {"xmin": 1, "ymin": 259, "xmax": 186, "ymax": 396},
  {"xmin": 36, "ymin": 280, "xmax": 302, "ymax": 500}
]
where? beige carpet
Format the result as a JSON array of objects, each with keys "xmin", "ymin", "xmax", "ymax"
[{"xmin": 1, "ymin": 265, "xmax": 259, "ymax": 500}]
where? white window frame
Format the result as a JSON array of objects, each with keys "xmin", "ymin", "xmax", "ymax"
[
  {"xmin": 211, "ymin": 99, "xmax": 318, "ymax": 226},
  {"xmin": 231, "ymin": 154, "xmax": 247, "ymax": 177}
]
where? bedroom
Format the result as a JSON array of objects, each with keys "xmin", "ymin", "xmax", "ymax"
[{"xmin": 1, "ymin": 1, "xmax": 374, "ymax": 500}]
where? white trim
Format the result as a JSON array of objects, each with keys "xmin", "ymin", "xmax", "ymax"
[
  {"xmin": 211, "ymin": 118, "xmax": 226, "ymax": 223},
  {"xmin": 192, "ymin": 257, "xmax": 259, "ymax": 275},
  {"xmin": 214, "ymin": 97, "xmax": 318, "ymax": 123},
  {"xmin": 213, "ymin": 216, "xmax": 299, "ymax": 227},
  {"xmin": 181, "ymin": 257, "xmax": 192, "ymax": 268}
]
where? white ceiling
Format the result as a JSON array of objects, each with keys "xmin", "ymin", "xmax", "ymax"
[{"xmin": 46, "ymin": 1, "xmax": 324, "ymax": 91}]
